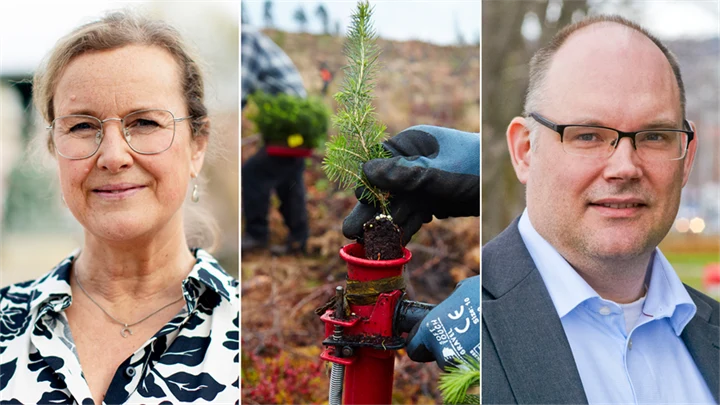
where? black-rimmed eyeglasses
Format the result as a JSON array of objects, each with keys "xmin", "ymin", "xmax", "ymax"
[
  {"xmin": 528, "ymin": 112, "xmax": 694, "ymax": 161},
  {"xmin": 48, "ymin": 109, "xmax": 192, "ymax": 160}
]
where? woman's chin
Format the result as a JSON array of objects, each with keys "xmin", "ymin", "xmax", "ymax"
[
  {"xmin": 70, "ymin": 197, "xmax": 184, "ymax": 246},
  {"xmin": 82, "ymin": 216, "xmax": 163, "ymax": 245}
]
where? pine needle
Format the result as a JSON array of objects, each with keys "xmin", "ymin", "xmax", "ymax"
[
  {"xmin": 438, "ymin": 355, "xmax": 480, "ymax": 405},
  {"xmin": 322, "ymin": 0, "xmax": 391, "ymax": 214}
]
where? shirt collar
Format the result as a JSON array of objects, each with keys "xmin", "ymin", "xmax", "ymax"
[
  {"xmin": 643, "ymin": 249, "xmax": 696, "ymax": 335},
  {"xmin": 518, "ymin": 209, "xmax": 696, "ymax": 335},
  {"xmin": 28, "ymin": 248, "xmax": 237, "ymax": 313},
  {"xmin": 28, "ymin": 251, "xmax": 76, "ymax": 313},
  {"xmin": 518, "ymin": 210, "xmax": 596, "ymax": 318},
  {"xmin": 185, "ymin": 248, "xmax": 238, "ymax": 304}
]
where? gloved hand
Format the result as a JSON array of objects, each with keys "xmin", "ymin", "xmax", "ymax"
[
  {"xmin": 342, "ymin": 125, "xmax": 479, "ymax": 245},
  {"xmin": 406, "ymin": 275, "xmax": 479, "ymax": 370}
]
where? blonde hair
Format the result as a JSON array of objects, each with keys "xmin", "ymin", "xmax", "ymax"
[{"xmin": 32, "ymin": 9, "xmax": 219, "ymax": 251}]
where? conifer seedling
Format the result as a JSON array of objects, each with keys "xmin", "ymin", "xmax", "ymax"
[
  {"xmin": 322, "ymin": 0, "xmax": 403, "ymax": 260},
  {"xmin": 439, "ymin": 355, "xmax": 480, "ymax": 405}
]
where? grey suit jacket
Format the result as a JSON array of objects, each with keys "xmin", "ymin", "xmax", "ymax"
[{"xmin": 482, "ymin": 218, "xmax": 720, "ymax": 404}]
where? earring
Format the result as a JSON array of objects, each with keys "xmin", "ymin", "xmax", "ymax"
[
  {"xmin": 192, "ymin": 184, "xmax": 200, "ymax": 203},
  {"xmin": 190, "ymin": 171, "xmax": 200, "ymax": 203}
]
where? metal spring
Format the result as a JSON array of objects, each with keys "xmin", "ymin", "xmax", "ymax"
[
  {"xmin": 329, "ymin": 285, "xmax": 345, "ymax": 405},
  {"xmin": 329, "ymin": 363, "xmax": 345, "ymax": 405}
]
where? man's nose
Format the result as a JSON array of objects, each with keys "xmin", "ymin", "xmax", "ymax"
[
  {"xmin": 603, "ymin": 137, "xmax": 642, "ymax": 181},
  {"xmin": 95, "ymin": 120, "xmax": 134, "ymax": 172}
]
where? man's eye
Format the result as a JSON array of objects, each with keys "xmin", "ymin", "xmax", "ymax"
[
  {"xmin": 573, "ymin": 132, "xmax": 601, "ymax": 142},
  {"xmin": 642, "ymin": 132, "xmax": 669, "ymax": 142}
]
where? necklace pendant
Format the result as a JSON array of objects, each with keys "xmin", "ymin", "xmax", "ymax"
[{"xmin": 120, "ymin": 326, "xmax": 133, "ymax": 338}]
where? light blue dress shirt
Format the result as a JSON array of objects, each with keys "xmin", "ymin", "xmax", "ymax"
[{"xmin": 518, "ymin": 210, "xmax": 716, "ymax": 404}]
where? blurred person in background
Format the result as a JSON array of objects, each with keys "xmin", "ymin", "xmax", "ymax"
[
  {"xmin": 342, "ymin": 125, "xmax": 480, "ymax": 370},
  {"xmin": 483, "ymin": 15, "xmax": 717, "ymax": 404},
  {"xmin": 0, "ymin": 11, "xmax": 238, "ymax": 404},
  {"xmin": 241, "ymin": 26, "xmax": 310, "ymax": 255},
  {"xmin": 319, "ymin": 61, "xmax": 334, "ymax": 96}
]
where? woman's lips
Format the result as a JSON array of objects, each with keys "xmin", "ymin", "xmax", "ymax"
[{"xmin": 93, "ymin": 184, "xmax": 146, "ymax": 200}]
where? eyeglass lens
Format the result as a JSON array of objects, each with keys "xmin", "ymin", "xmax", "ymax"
[
  {"xmin": 561, "ymin": 126, "xmax": 688, "ymax": 160},
  {"xmin": 52, "ymin": 110, "xmax": 176, "ymax": 159}
]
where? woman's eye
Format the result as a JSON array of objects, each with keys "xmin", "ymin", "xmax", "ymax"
[
  {"xmin": 70, "ymin": 122, "xmax": 95, "ymax": 132},
  {"xmin": 133, "ymin": 119, "xmax": 160, "ymax": 127}
]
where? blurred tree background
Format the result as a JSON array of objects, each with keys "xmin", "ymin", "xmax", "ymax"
[{"xmin": 482, "ymin": 0, "xmax": 588, "ymax": 244}]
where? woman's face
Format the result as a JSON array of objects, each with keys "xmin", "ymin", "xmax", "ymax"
[{"xmin": 53, "ymin": 45, "xmax": 207, "ymax": 244}]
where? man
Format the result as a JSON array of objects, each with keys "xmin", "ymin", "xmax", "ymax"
[
  {"xmin": 483, "ymin": 15, "xmax": 718, "ymax": 404},
  {"xmin": 241, "ymin": 26, "xmax": 310, "ymax": 255}
]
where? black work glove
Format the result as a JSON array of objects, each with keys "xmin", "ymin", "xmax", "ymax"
[
  {"xmin": 342, "ymin": 125, "xmax": 480, "ymax": 245},
  {"xmin": 406, "ymin": 275, "xmax": 479, "ymax": 370}
]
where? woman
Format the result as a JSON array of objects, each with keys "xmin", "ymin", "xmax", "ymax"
[{"xmin": 0, "ymin": 11, "xmax": 238, "ymax": 404}]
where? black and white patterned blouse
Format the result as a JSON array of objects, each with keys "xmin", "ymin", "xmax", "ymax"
[{"xmin": 0, "ymin": 249, "xmax": 239, "ymax": 404}]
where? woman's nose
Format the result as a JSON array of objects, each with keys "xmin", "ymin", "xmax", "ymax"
[{"xmin": 95, "ymin": 120, "xmax": 134, "ymax": 172}]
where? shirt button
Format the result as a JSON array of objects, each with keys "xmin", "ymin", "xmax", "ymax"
[
  {"xmin": 598, "ymin": 306, "xmax": 611, "ymax": 315},
  {"xmin": 125, "ymin": 367, "xmax": 136, "ymax": 378}
]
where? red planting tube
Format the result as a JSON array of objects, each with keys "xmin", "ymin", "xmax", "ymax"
[{"xmin": 321, "ymin": 243, "xmax": 412, "ymax": 405}]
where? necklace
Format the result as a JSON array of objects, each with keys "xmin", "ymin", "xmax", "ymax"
[{"xmin": 74, "ymin": 272, "xmax": 184, "ymax": 338}]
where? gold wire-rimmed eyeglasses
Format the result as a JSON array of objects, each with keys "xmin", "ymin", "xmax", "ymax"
[{"xmin": 48, "ymin": 109, "xmax": 192, "ymax": 160}]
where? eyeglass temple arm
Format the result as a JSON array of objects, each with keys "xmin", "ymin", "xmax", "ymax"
[
  {"xmin": 528, "ymin": 113, "xmax": 555, "ymax": 129},
  {"xmin": 528, "ymin": 113, "xmax": 566, "ymax": 139},
  {"xmin": 684, "ymin": 120, "xmax": 695, "ymax": 142}
]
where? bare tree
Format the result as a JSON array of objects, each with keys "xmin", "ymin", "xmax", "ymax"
[
  {"xmin": 455, "ymin": 15, "xmax": 466, "ymax": 46},
  {"xmin": 316, "ymin": 4, "xmax": 330, "ymax": 35},
  {"xmin": 241, "ymin": 1, "xmax": 250, "ymax": 25},
  {"xmin": 263, "ymin": 0, "xmax": 273, "ymax": 28},
  {"xmin": 293, "ymin": 6, "xmax": 308, "ymax": 32}
]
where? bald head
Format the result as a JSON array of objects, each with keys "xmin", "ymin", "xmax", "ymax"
[{"xmin": 524, "ymin": 16, "xmax": 685, "ymax": 126}]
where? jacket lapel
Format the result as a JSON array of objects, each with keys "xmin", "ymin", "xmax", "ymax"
[
  {"xmin": 483, "ymin": 218, "xmax": 588, "ymax": 404},
  {"xmin": 681, "ymin": 288, "xmax": 720, "ymax": 403}
]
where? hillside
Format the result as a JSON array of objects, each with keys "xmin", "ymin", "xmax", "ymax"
[{"xmin": 260, "ymin": 29, "xmax": 480, "ymax": 133}]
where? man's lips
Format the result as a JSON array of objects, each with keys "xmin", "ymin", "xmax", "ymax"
[
  {"xmin": 588, "ymin": 198, "xmax": 648, "ymax": 216},
  {"xmin": 593, "ymin": 202, "xmax": 644, "ymax": 209}
]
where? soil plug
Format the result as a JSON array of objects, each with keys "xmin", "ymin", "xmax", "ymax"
[{"xmin": 363, "ymin": 214, "xmax": 403, "ymax": 260}]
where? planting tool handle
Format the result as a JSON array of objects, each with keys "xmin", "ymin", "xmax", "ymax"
[
  {"xmin": 394, "ymin": 299, "xmax": 436, "ymax": 335},
  {"xmin": 321, "ymin": 346, "xmax": 356, "ymax": 366},
  {"xmin": 320, "ymin": 310, "xmax": 362, "ymax": 328}
]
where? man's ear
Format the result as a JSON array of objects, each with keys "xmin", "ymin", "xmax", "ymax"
[
  {"xmin": 507, "ymin": 116, "xmax": 532, "ymax": 185},
  {"xmin": 681, "ymin": 120, "xmax": 698, "ymax": 187},
  {"xmin": 190, "ymin": 118, "xmax": 210, "ymax": 175}
]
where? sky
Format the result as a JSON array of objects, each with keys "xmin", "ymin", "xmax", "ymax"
[
  {"xmin": 242, "ymin": 1, "xmax": 481, "ymax": 45},
  {"xmin": 0, "ymin": 1, "xmax": 718, "ymax": 74}
]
